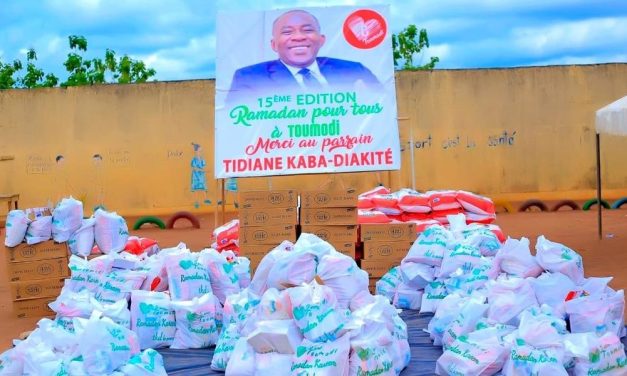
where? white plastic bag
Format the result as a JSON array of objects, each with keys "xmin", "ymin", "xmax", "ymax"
[
  {"xmin": 118, "ymin": 349, "xmax": 167, "ymax": 376},
  {"xmin": 165, "ymin": 251, "xmax": 212, "ymax": 301},
  {"xmin": 349, "ymin": 323, "xmax": 395, "ymax": 376},
  {"xmin": 79, "ymin": 312, "xmax": 140, "ymax": 375},
  {"xmin": 211, "ymin": 323, "xmax": 241, "ymax": 371},
  {"xmin": 444, "ymin": 257, "xmax": 497, "ymax": 295},
  {"xmin": 257, "ymin": 288, "xmax": 293, "ymax": 320},
  {"xmin": 91, "ymin": 296, "xmax": 132, "ymax": 328},
  {"xmin": 438, "ymin": 244, "xmax": 483, "ymax": 278},
  {"xmin": 399, "ymin": 261, "xmax": 435, "ymax": 289},
  {"xmin": 68, "ymin": 217, "xmax": 96, "ymax": 256},
  {"xmin": 375, "ymin": 266, "xmax": 402, "ymax": 302},
  {"xmin": 392, "ymin": 283, "xmax": 423, "ymax": 310},
  {"xmin": 234, "ymin": 256, "xmax": 251, "ymax": 289},
  {"xmin": 52, "ymin": 197, "xmax": 84, "ymax": 243},
  {"xmin": 564, "ymin": 332, "xmax": 627, "ymax": 376},
  {"xmin": 25, "ymin": 215, "xmax": 52, "ymax": 245},
  {"xmin": 420, "ymin": 280, "xmax": 448, "ymax": 314},
  {"xmin": 317, "ymin": 252, "xmax": 369, "ymax": 309},
  {"xmin": 94, "ymin": 209, "xmax": 129, "ymax": 254},
  {"xmin": 170, "ymin": 293, "xmax": 221, "ymax": 349},
  {"xmin": 130, "ymin": 290, "xmax": 176, "ymax": 349},
  {"xmin": 266, "ymin": 249, "xmax": 316, "ymax": 290},
  {"xmin": 248, "ymin": 241, "xmax": 294, "ymax": 296},
  {"xmin": 565, "ymin": 289, "xmax": 625, "ymax": 336},
  {"xmin": 441, "ymin": 298, "xmax": 489, "ymax": 348},
  {"xmin": 246, "ymin": 319, "xmax": 303, "ymax": 354},
  {"xmin": 289, "ymin": 281, "xmax": 346, "ymax": 342},
  {"xmin": 487, "ymin": 275, "xmax": 538, "ymax": 326},
  {"xmin": 535, "ymin": 235, "xmax": 584, "ymax": 284},
  {"xmin": 495, "ymin": 237, "xmax": 543, "ymax": 278},
  {"xmin": 529, "ymin": 272, "xmax": 575, "ymax": 318},
  {"xmin": 291, "ymin": 333, "xmax": 351, "ymax": 376},
  {"xmin": 403, "ymin": 225, "xmax": 454, "ymax": 266},
  {"xmin": 427, "ymin": 293, "xmax": 467, "ymax": 345},
  {"xmin": 95, "ymin": 270, "xmax": 146, "ymax": 304},
  {"xmin": 198, "ymin": 249, "xmax": 240, "ymax": 304},
  {"xmin": 435, "ymin": 334, "xmax": 509, "ymax": 376},
  {"xmin": 254, "ymin": 352, "xmax": 292, "ymax": 376},
  {"xmin": 64, "ymin": 254, "xmax": 113, "ymax": 293},
  {"xmin": 224, "ymin": 337, "xmax": 256, "ymax": 376},
  {"xmin": 4, "ymin": 209, "xmax": 30, "ymax": 247},
  {"xmin": 502, "ymin": 343, "xmax": 568, "ymax": 376},
  {"xmin": 223, "ymin": 288, "xmax": 261, "ymax": 327}
]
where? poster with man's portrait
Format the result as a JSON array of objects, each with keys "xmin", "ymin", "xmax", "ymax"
[{"xmin": 215, "ymin": 5, "xmax": 400, "ymax": 178}]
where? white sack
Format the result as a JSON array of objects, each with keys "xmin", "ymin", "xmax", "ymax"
[
  {"xmin": 535, "ymin": 235, "xmax": 584, "ymax": 284},
  {"xmin": 25, "ymin": 215, "xmax": 52, "ymax": 245},
  {"xmin": 317, "ymin": 252, "xmax": 368, "ymax": 309},
  {"xmin": 494, "ymin": 237, "xmax": 543, "ymax": 278},
  {"xmin": 170, "ymin": 293, "xmax": 221, "ymax": 349},
  {"xmin": 68, "ymin": 217, "xmax": 96, "ymax": 256},
  {"xmin": 52, "ymin": 197, "xmax": 83, "ymax": 243},
  {"xmin": 130, "ymin": 290, "xmax": 176, "ymax": 349},
  {"xmin": 94, "ymin": 209, "xmax": 129, "ymax": 254},
  {"xmin": 4, "ymin": 210, "xmax": 30, "ymax": 247}
]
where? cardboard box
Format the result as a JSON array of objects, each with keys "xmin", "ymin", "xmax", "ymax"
[
  {"xmin": 4, "ymin": 241, "xmax": 68, "ymax": 263},
  {"xmin": 7, "ymin": 258, "xmax": 70, "ymax": 282},
  {"xmin": 300, "ymin": 189, "xmax": 358, "ymax": 208},
  {"xmin": 239, "ymin": 190, "xmax": 298, "ymax": 208},
  {"xmin": 360, "ymin": 259, "xmax": 398, "ymax": 278},
  {"xmin": 10, "ymin": 277, "xmax": 65, "ymax": 301},
  {"xmin": 363, "ymin": 241, "xmax": 413, "ymax": 262},
  {"xmin": 12, "ymin": 297, "xmax": 56, "ymax": 319},
  {"xmin": 239, "ymin": 207, "xmax": 298, "ymax": 226},
  {"xmin": 239, "ymin": 225, "xmax": 297, "ymax": 245},
  {"xmin": 300, "ymin": 207, "xmax": 357, "ymax": 225},
  {"xmin": 331, "ymin": 241, "xmax": 356, "ymax": 259},
  {"xmin": 360, "ymin": 223, "xmax": 417, "ymax": 242},
  {"xmin": 300, "ymin": 225, "xmax": 358, "ymax": 243}
]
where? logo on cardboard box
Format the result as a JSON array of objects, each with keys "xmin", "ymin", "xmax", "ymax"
[
  {"xmin": 37, "ymin": 263, "xmax": 53, "ymax": 275},
  {"xmin": 314, "ymin": 229, "xmax": 330, "ymax": 241},
  {"xmin": 254, "ymin": 212, "xmax": 269, "ymax": 223},
  {"xmin": 314, "ymin": 193, "xmax": 330, "ymax": 205},
  {"xmin": 388, "ymin": 227, "xmax": 404, "ymax": 238},
  {"xmin": 268, "ymin": 193, "xmax": 284, "ymax": 205},
  {"xmin": 253, "ymin": 230, "xmax": 269, "ymax": 241},
  {"xmin": 26, "ymin": 284, "xmax": 42, "ymax": 295},
  {"xmin": 315, "ymin": 211, "xmax": 331, "ymax": 222},
  {"xmin": 19, "ymin": 247, "xmax": 36, "ymax": 258},
  {"xmin": 377, "ymin": 245, "xmax": 393, "ymax": 256}
]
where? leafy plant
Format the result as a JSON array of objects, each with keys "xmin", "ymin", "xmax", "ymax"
[{"xmin": 392, "ymin": 25, "xmax": 440, "ymax": 70}]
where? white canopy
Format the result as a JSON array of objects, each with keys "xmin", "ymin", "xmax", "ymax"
[{"xmin": 596, "ymin": 95, "xmax": 627, "ymax": 136}]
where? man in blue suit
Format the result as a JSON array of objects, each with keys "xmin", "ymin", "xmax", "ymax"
[{"xmin": 226, "ymin": 9, "xmax": 381, "ymax": 102}]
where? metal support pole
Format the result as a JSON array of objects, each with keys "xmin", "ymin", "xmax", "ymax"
[{"xmin": 596, "ymin": 133, "xmax": 602, "ymax": 239}]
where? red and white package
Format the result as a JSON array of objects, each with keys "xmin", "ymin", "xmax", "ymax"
[
  {"xmin": 359, "ymin": 186, "xmax": 391, "ymax": 198},
  {"xmin": 400, "ymin": 212, "xmax": 430, "ymax": 222},
  {"xmin": 487, "ymin": 224, "xmax": 506, "ymax": 243},
  {"xmin": 465, "ymin": 212, "xmax": 496, "ymax": 225},
  {"xmin": 212, "ymin": 219, "xmax": 239, "ymax": 250},
  {"xmin": 456, "ymin": 191, "xmax": 496, "ymax": 215},
  {"xmin": 124, "ymin": 236, "xmax": 159, "ymax": 256},
  {"xmin": 358, "ymin": 209, "xmax": 391, "ymax": 224},
  {"xmin": 428, "ymin": 190, "xmax": 462, "ymax": 211},
  {"xmin": 371, "ymin": 193, "xmax": 402, "ymax": 216},
  {"xmin": 406, "ymin": 219, "xmax": 441, "ymax": 234},
  {"xmin": 430, "ymin": 208, "xmax": 464, "ymax": 224},
  {"xmin": 398, "ymin": 191, "xmax": 431, "ymax": 213}
]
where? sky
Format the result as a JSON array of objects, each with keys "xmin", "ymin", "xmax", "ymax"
[{"xmin": 1, "ymin": 0, "xmax": 627, "ymax": 82}]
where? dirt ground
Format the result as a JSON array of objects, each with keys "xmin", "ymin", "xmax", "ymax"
[{"xmin": 0, "ymin": 208, "xmax": 625, "ymax": 351}]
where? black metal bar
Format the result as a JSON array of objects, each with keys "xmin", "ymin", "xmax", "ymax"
[{"xmin": 596, "ymin": 133, "xmax": 602, "ymax": 239}]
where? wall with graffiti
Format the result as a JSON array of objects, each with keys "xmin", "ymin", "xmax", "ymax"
[{"xmin": 1, "ymin": 65, "xmax": 626, "ymax": 216}]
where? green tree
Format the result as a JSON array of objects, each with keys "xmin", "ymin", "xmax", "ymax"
[
  {"xmin": 20, "ymin": 49, "xmax": 59, "ymax": 88},
  {"xmin": 0, "ymin": 59, "xmax": 22, "ymax": 89},
  {"xmin": 392, "ymin": 25, "xmax": 439, "ymax": 70},
  {"xmin": 1, "ymin": 35, "xmax": 156, "ymax": 89},
  {"xmin": 61, "ymin": 35, "xmax": 156, "ymax": 87}
]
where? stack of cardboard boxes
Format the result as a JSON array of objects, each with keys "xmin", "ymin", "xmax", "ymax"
[
  {"xmin": 299, "ymin": 189, "xmax": 358, "ymax": 259},
  {"xmin": 5, "ymin": 240, "xmax": 69, "ymax": 318},
  {"xmin": 238, "ymin": 190, "xmax": 298, "ymax": 272},
  {"xmin": 360, "ymin": 222, "xmax": 417, "ymax": 293}
]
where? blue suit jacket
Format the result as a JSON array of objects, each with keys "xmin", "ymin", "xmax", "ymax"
[{"xmin": 226, "ymin": 57, "xmax": 382, "ymax": 102}]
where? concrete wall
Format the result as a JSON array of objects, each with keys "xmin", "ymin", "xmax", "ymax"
[{"xmin": 1, "ymin": 64, "xmax": 626, "ymax": 216}]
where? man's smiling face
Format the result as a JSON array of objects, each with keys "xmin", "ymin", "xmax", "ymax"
[{"xmin": 271, "ymin": 10, "xmax": 326, "ymax": 68}]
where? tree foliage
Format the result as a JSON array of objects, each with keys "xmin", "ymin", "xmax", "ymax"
[
  {"xmin": 392, "ymin": 25, "xmax": 439, "ymax": 70},
  {"xmin": 0, "ymin": 35, "xmax": 156, "ymax": 90}
]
